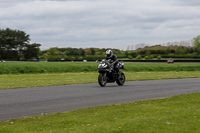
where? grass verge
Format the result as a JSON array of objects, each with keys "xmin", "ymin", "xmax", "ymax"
[
  {"xmin": 1, "ymin": 62, "xmax": 200, "ymax": 74},
  {"xmin": 1, "ymin": 93, "xmax": 200, "ymax": 132},
  {"xmin": 1, "ymin": 71, "xmax": 200, "ymax": 89}
]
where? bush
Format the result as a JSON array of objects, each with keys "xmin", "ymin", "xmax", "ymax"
[
  {"xmin": 128, "ymin": 55, "xmax": 133, "ymax": 59},
  {"xmin": 149, "ymin": 55, "xmax": 154, "ymax": 59},
  {"xmin": 144, "ymin": 56, "xmax": 149, "ymax": 59},
  {"xmin": 157, "ymin": 55, "xmax": 162, "ymax": 60},
  {"xmin": 136, "ymin": 55, "xmax": 142, "ymax": 59}
]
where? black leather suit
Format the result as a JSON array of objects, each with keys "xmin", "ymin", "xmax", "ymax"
[{"xmin": 106, "ymin": 54, "xmax": 119, "ymax": 72}]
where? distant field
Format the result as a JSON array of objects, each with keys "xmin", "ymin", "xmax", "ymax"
[
  {"xmin": 1, "ymin": 61, "xmax": 200, "ymax": 74},
  {"xmin": 0, "ymin": 62, "xmax": 98, "ymax": 74}
]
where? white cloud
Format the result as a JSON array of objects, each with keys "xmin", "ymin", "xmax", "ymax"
[{"xmin": 0, "ymin": 0, "xmax": 200, "ymax": 50}]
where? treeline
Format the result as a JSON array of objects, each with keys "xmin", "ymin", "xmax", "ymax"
[
  {"xmin": 1, "ymin": 28, "xmax": 200, "ymax": 61},
  {"xmin": 40, "ymin": 45, "xmax": 200, "ymax": 61},
  {"xmin": 40, "ymin": 35, "xmax": 200, "ymax": 60},
  {"xmin": 127, "ymin": 45, "xmax": 200, "ymax": 59},
  {"xmin": 126, "ymin": 35, "xmax": 200, "ymax": 59},
  {"xmin": 40, "ymin": 47, "xmax": 126, "ymax": 60}
]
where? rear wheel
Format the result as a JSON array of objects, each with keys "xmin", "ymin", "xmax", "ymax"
[
  {"xmin": 98, "ymin": 73, "xmax": 107, "ymax": 87},
  {"xmin": 116, "ymin": 72, "xmax": 125, "ymax": 86}
]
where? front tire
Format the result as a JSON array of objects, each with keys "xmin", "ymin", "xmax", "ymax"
[
  {"xmin": 98, "ymin": 73, "xmax": 107, "ymax": 87},
  {"xmin": 116, "ymin": 72, "xmax": 125, "ymax": 86}
]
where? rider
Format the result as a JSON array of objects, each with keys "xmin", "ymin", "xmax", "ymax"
[{"xmin": 105, "ymin": 49, "xmax": 119, "ymax": 73}]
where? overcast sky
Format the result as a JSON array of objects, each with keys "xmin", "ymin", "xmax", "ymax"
[{"xmin": 1, "ymin": 0, "xmax": 200, "ymax": 50}]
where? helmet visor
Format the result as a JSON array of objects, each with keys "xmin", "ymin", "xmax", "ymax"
[{"xmin": 107, "ymin": 54, "xmax": 111, "ymax": 57}]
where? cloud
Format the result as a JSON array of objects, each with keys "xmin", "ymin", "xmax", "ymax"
[{"xmin": 0, "ymin": 0, "xmax": 200, "ymax": 50}]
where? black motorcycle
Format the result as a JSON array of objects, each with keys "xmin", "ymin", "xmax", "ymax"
[{"xmin": 97, "ymin": 59, "xmax": 125, "ymax": 87}]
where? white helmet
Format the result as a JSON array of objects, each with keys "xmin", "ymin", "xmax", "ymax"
[{"xmin": 106, "ymin": 49, "xmax": 113, "ymax": 58}]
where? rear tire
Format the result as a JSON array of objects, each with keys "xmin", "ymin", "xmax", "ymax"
[
  {"xmin": 116, "ymin": 72, "xmax": 125, "ymax": 86},
  {"xmin": 98, "ymin": 73, "xmax": 107, "ymax": 87}
]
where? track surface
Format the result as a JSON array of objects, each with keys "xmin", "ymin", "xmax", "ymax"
[{"xmin": 1, "ymin": 78, "xmax": 200, "ymax": 121}]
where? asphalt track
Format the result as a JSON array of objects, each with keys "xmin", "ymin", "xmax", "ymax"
[{"xmin": 1, "ymin": 78, "xmax": 200, "ymax": 121}]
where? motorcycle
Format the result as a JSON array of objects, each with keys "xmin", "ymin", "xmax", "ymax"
[{"xmin": 97, "ymin": 59, "xmax": 125, "ymax": 87}]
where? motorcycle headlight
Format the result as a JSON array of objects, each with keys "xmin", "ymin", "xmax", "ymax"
[
  {"xmin": 98, "ymin": 63, "xmax": 107, "ymax": 69},
  {"xmin": 103, "ymin": 64, "xmax": 107, "ymax": 68}
]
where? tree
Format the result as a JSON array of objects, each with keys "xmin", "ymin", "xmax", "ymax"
[
  {"xmin": 90, "ymin": 48, "xmax": 96, "ymax": 55},
  {"xmin": 23, "ymin": 43, "xmax": 41, "ymax": 60},
  {"xmin": 193, "ymin": 35, "xmax": 200, "ymax": 53},
  {"xmin": 0, "ymin": 28, "xmax": 40, "ymax": 60},
  {"xmin": 130, "ymin": 51, "xmax": 138, "ymax": 58},
  {"xmin": 84, "ymin": 48, "xmax": 92, "ymax": 55}
]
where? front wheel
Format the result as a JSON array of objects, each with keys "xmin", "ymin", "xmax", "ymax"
[
  {"xmin": 98, "ymin": 73, "xmax": 107, "ymax": 87},
  {"xmin": 116, "ymin": 72, "xmax": 125, "ymax": 86}
]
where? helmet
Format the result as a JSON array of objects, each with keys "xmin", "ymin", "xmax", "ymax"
[{"xmin": 106, "ymin": 49, "xmax": 113, "ymax": 58}]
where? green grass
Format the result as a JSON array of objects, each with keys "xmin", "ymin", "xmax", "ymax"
[
  {"xmin": 1, "ymin": 62, "xmax": 200, "ymax": 74},
  {"xmin": 1, "ymin": 71, "xmax": 200, "ymax": 89},
  {"xmin": 0, "ymin": 62, "xmax": 98, "ymax": 74},
  {"xmin": 1, "ymin": 62, "xmax": 200, "ymax": 90},
  {"xmin": 1, "ymin": 62, "xmax": 200, "ymax": 132},
  {"xmin": 1, "ymin": 93, "xmax": 200, "ymax": 133},
  {"xmin": 125, "ymin": 62, "xmax": 200, "ymax": 72}
]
